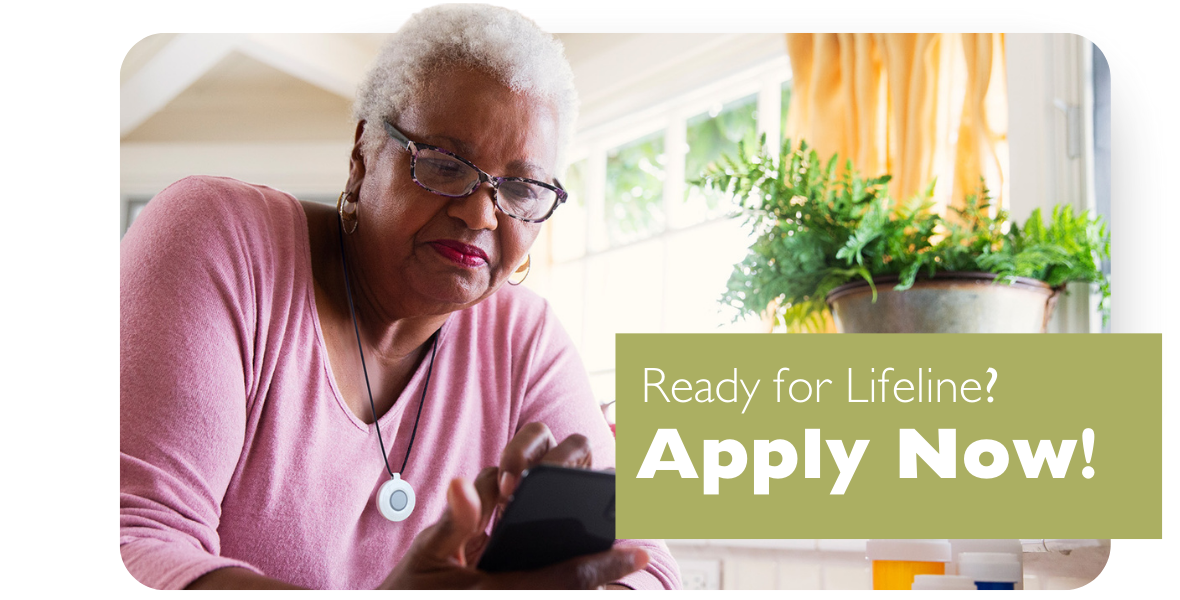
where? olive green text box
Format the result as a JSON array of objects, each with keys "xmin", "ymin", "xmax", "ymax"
[{"xmin": 615, "ymin": 334, "xmax": 1161, "ymax": 539}]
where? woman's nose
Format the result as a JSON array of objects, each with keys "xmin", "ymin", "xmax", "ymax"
[{"xmin": 446, "ymin": 183, "xmax": 499, "ymax": 231}]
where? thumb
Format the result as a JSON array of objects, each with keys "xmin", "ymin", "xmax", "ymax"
[{"xmin": 421, "ymin": 478, "xmax": 482, "ymax": 564}]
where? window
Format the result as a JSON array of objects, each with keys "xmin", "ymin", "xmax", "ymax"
[
  {"xmin": 531, "ymin": 56, "xmax": 792, "ymax": 406},
  {"xmin": 1005, "ymin": 34, "xmax": 1107, "ymax": 334}
]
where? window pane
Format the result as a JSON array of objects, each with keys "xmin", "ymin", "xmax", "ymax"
[
  {"xmin": 682, "ymin": 94, "xmax": 758, "ymax": 227},
  {"xmin": 605, "ymin": 131, "xmax": 665, "ymax": 246},
  {"xmin": 550, "ymin": 158, "xmax": 588, "ymax": 262},
  {"xmin": 780, "ymin": 79, "xmax": 793, "ymax": 148}
]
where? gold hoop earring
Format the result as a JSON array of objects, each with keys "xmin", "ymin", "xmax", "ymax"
[
  {"xmin": 508, "ymin": 254, "xmax": 531, "ymax": 286},
  {"xmin": 337, "ymin": 191, "xmax": 358, "ymax": 234}
]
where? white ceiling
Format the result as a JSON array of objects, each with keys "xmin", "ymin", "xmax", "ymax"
[
  {"xmin": 119, "ymin": 32, "xmax": 787, "ymax": 199},
  {"xmin": 120, "ymin": 34, "xmax": 382, "ymax": 140},
  {"xmin": 119, "ymin": 33, "xmax": 786, "ymax": 143}
]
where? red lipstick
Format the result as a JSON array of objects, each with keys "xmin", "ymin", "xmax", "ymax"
[{"xmin": 428, "ymin": 240, "xmax": 489, "ymax": 267}]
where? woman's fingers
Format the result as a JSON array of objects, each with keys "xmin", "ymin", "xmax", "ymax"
[
  {"xmin": 498, "ymin": 424, "xmax": 596, "ymax": 498},
  {"xmin": 472, "ymin": 466, "xmax": 501, "ymax": 531},
  {"xmin": 549, "ymin": 548, "xmax": 647, "ymax": 590},
  {"xmin": 539, "ymin": 433, "xmax": 592, "ymax": 468},
  {"xmin": 416, "ymin": 478, "xmax": 482, "ymax": 565},
  {"xmin": 385, "ymin": 474, "xmax": 642, "ymax": 589},
  {"xmin": 498, "ymin": 422, "xmax": 557, "ymax": 497},
  {"xmin": 490, "ymin": 548, "xmax": 649, "ymax": 590},
  {"xmin": 378, "ymin": 476, "xmax": 496, "ymax": 589},
  {"xmin": 464, "ymin": 466, "xmax": 499, "ymax": 564}
]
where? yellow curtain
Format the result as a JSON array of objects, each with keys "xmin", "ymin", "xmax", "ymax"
[
  {"xmin": 773, "ymin": 33, "xmax": 1007, "ymax": 333},
  {"xmin": 954, "ymin": 33, "xmax": 1009, "ymax": 208},
  {"xmin": 783, "ymin": 33, "xmax": 1008, "ymax": 213}
]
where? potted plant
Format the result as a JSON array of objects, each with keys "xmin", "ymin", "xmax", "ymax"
[{"xmin": 695, "ymin": 139, "xmax": 1111, "ymax": 333}]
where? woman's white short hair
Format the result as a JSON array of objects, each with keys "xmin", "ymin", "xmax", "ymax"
[{"xmin": 354, "ymin": 3, "xmax": 579, "ymax": 172}]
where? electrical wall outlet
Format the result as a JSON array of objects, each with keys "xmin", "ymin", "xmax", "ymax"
[{"xmin": 678, "ymin": 559, "xmax": 721, "ymax": 590}]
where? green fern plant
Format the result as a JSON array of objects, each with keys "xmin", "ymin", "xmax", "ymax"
[{"xmin": 695, "ymin": 137, "xmax": 1111, "ymax": 331}]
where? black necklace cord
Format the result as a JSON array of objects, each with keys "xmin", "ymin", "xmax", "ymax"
[
  {"xmin": 337, "ymin": 216, "xmax": 438, "ymax": 480},
  {"xmin": 401, "ymin": 330, "xmax": 438, "ymax": 474}
]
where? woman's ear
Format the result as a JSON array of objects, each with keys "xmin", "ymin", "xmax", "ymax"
[{"xmin": 346, "ymin": 120, "xmax": 368, "ymax": 197}]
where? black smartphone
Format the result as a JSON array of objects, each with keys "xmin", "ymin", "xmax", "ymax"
[{"xmin": 476, "ymin": 465, "xmax": 615, "ymax": 573}]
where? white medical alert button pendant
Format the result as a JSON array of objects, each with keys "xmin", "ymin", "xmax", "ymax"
[{"xmin": 377, "ymin": 474, "xmax": 416, "ymax": 522}]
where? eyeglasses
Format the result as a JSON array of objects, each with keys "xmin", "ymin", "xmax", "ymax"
[{"xmin": 383, "ymin": 121, "xmax": 567, "ymax": 223}]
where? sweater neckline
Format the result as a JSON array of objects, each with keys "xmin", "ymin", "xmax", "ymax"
[{"xmin": 291, "ymin": 197, "xmax": 450, "ymax": 437}]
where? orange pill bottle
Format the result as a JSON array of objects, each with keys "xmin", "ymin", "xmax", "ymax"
[{"xmin": 865, "ymin": 539, "xmax": 952, "ymax": 590}]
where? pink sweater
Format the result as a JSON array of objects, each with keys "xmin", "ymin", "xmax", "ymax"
[{"xmin": 120, "ymin": 176, "xmax": 679, "ymax": 590}]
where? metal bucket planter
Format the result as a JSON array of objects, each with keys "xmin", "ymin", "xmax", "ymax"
[{"xmin": 825, "ymin": 272, "xmax": 1061, "ymax": 333}]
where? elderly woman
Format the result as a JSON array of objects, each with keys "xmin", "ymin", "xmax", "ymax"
[{"xmin": 120, "ymin": 5, "xmax": 678, "ymax": 590}]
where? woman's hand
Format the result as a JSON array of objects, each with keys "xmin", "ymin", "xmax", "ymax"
[
  {"xmin": 497, "ymin": 422, "xmax": 593, "ymax": 501},
  {"xmin": 377, "ymin": 473, "xmax": 648, "ymax": 589},
  {"xmin": 378, "ymin": 423, "xmax": 644, "ymax": 589}
]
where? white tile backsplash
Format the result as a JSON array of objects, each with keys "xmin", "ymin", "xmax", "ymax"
[
  {"xmin": 818, "ymin": 538, "xmax": 869, "ymax": 552},
  {"xmin": 711, "ymin": 539, "xmax": 817, "ymax": 550},
  {"xmin": 724, "ymin": 558, "xmax": 777, "ymax": 590},
  {"xmin": 677, "ymin": 558, "xmax": 721, "ymax": 590},
  {"xmin": 822, "ymin": 564, "xmax": 872, "ymax": 590},
  {"xmin": 667, "ymin": 539, "xmax": 872, "ymax": 590},
  {"xmin": 777, "ymin": 562, "xmax": 823, "ymax": 590},
  {"xmin": 665, "ymin": 539, "xmax": 1106, "ymax": 590}
]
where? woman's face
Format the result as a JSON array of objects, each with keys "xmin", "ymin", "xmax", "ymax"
[{"xmin": 348, "ymin": 67, "xmax": 560, "ymax": 318}]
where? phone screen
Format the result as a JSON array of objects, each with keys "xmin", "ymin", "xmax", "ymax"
[{"xmin": 477, "ymin": 465, "xmax": 615, "ymax": 572}]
